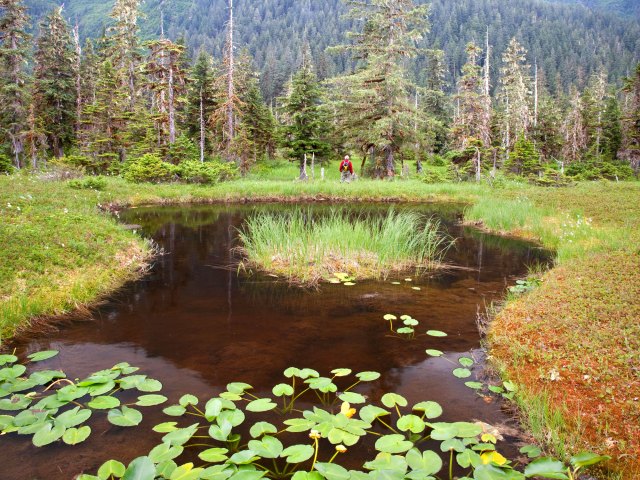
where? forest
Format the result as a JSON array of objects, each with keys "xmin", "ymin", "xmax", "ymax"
[{"xmin": 0, "ymin": 0, "xmax": 638, "ymax": 183}]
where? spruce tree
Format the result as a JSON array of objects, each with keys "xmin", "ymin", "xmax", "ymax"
[
  {"xmin": 620, "ymin": 64, "xmax": 640, "ymax": 171},
  {"xmin": 0, "ymin": 0, "xmax": 31, "ymax": 168},
  {"xmin": 329, "ymin": 0, "xmax": 430, "ymax": 178},
  {"xmin": 185, "ymin": 50, "xmax": 217, "ymax": 162},
  {"xmin": 280, "ymin": 49, "xmax": 330, "ymax": 179},
  {"xmin": 601, "ymin": 92, "xmax": 622, "ymax": 162},
  {"xmin": 33, "ymin": 8, "xmax": 77, "ymax": 158}
]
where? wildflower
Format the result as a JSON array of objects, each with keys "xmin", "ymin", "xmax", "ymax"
[
  {"xmin": 549, "ymin": 369, "xmax": 561, "ymax": 381},
  {"xmin": 340, "ymin": 402, "xmax": 356, "ymax": 418},
  {"xmin": 309, "ymin": 430, "xmax": 321, "ymax": 439},
  {"xmin": 335, "ymin": 445, "xmax": 347, "ymax": 453}
]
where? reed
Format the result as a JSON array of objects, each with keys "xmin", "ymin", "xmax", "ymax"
[{"xmin": 238, "ymin": 208, "xmax": 452, "ymax": 284}]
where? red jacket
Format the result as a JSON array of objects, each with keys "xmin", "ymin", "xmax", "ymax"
[{"xmin": 339, "ymin": 159, "xmax": 353, "ymax": 174}]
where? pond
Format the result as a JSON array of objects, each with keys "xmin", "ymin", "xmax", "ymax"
[{"xmin": 2, "ymin": 204, "xmax": 550, "ymax": 479}]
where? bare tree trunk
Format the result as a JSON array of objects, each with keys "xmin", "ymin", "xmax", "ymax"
[
  {"xmin": 484, "ymin": 28, "xmax": 490, "ymax": 98},
  {"xmin": 385, "ymin": 146, "xmax": 395, "ymax": 177},
  {"xmin": 73, "ymin": 22, "xmax": 82, "ymax": 134},
  {"xmin": 311, "ymin": 152, "xmax": 315, "ymax": 180},
  {"xmin": 534, "ymin": 59, "xmax": 538, "ymax": 128},
  {"xmin": 225, "ymin": 0, "xmax": 235, "ymax": 151},
  {"xmin": 299, "ymin": 153, "xmax": 308, "ymax": 180},
  {"xmin": 199, "ymin": 87, "xmax": 205, "ymax": 163},
  {"xmin": 168, "ymin": 58, "xmax": 176, "ymax": 144}
]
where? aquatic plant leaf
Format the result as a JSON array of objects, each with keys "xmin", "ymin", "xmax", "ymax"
[
  {"xmin": 205, "ymin": 398, "xmax": 224, "ymax": 419},
  {"xmin": 453, "ymin": 368, "xmax": 472, "ymax": 379},
  {"xmin": 441, "ymin": 438, "xmax": 466, "ymax": 453},
  {"xmin": 55, "ymin": 407, "xmax": 92, "ymax": 428},
  {"xmin": 272, "ymin": 383, "xmax": 294, "ymax": 397},
  {"xmin": 283, "ymin": 418, "xmax": 316, "ymax": 433},
  {"xmin": 281, "ymin": 445, "xmax": 315, "ymax": 463},
  {"xmin": 474, "ymin": 464, "xmax": 525, "ymax": 480},
  {"xmin": 397, "ymin": 415, "xmax": 426, "ymax": 433},
  {"xmin": 426, "ymin": 330, "xmax": 447, "ymax": 337},
  {"xmin": 107, "ymin": 406, "xmax": 143, "ymax": 427},
  {"xmin": 122, "ymin": 456, "xmax": 156, "ymax": 480},
  {"xmin": 88, "ymin": 396, "xmax": 121, "ymax": 410},
  {"xmin": 459, "ymin": 357, "xmax": 474, "ymax": 367},
  {"xmin": 425, "ymin": 349, "xmax": 444, "ymax": 357},
  {"xmin": 157, "ymin": 460, "xmax": 178, "ymax": 479},
  {"xmin": 0, "ymin": 355, "xmax": 18, "ymax": 366},
  {"xmin": 359, "ymin": 405, "xmax": 390, "ymax": 424},
  {"xmin": 356, "ymin": 371, "xmax": 380, "ymax": 382},
  {"xmin": 465, "ymin": 382, "xmax": 484, "ymax": 390},
  {"xmin": 153, "ymin": 422, "xmax": 179, "ymax": 433},
  {"xmin": 488, "ymin": 385, "xmax": 504, "ymax": 394},
  {"xmin": 375, "ymin": 434, "xmax": 413, "ymax": 454},
  {"xmin": 523, "ymin": 457, "xmax": 568, "ymax": 479},
  {"xmin": 29, "ymin": 370, "xmax": 66, "ymax": 385},
  {"xmin": 397, "ymin": 327, "xmax": 415, "ymax": 334},
  {"xmin": 149, "ymin": 443, "xmax": 184, "ymax": 463},
  {"xmin": 331, "ymin": 368, "xmax": 352, "ymax": 377},
  {"xmin": 27, "ymin": 350, "xmax": 59, "ymax": 362},
  {"xmin": 283, "ymin": 367, "xmax": 301, "ymax": 378},
  {"xmin": 0, "ymin": 414, "xmax": 15, "ymax": 429},
  {"xmin": 343, "ymin": 282, "xmax": 356, "ymax": 286},
  {"xmin": 118, "ymin": 375, "xmax": 147, "ymax": 390},
  {"xmin": 87, "ymin": 381, "xmax": 116, "ymax": 397},
  {"xmin": 198, "ymin": 448, "xmax": 229, "ymax": 463},
  {"xmin": 137, "ymin": 379, "xmax": 162, "ymax": 393},
  {"xmin": 569, "ymin": 452, "xmax": 611, "ymax": 468},
  {"xmin": 228, "ymin": 450, "xmax": 259, "ymax": 465},
  {"xmin": 0, "ymin": 364, "xmax": 26, "ymax": 380},
  {"xmin": 62, "ymin": 426, "xmax": 91, "ymax": 445},
  {"xmin": 112, "ymin": 363, "xmax": 139, "ymax": 375},
  {"xmin": 381, "ymin": 393, "xmax": 408, "ymax": 408},
  {"xmin": 163, "ymin": 405, "xmax": 187, "ymax": 417},
  {"xmin": 0, "ymin": 395, "xmax": 32, "ymax": 410},
  {"xmin": 219, "ymin": 408, "xmax": 245, "ymax": 427},
  {"xmin": 169, "ymin": 463, "xmax": 204, "ymax": 480},
  {"xmin": 246, "ymin": 398, "xmax": 277, "ymax": 412},
  {"xmin": 391, "ymin": 282, "xmax": 401, "ymax": 285},
  {"xmin": 338, "ymin": 392, "xmax": 366, "ymax": 404},
  {"xmin": 291, "ymin": 472, "xmax": 323, "ymax": 480},
  {"xmin": 519, "ymin": 445, "xmax": 542, "ymax": 459},
  {"xmin": 200, "ymin": 465, "xmax": 234, "ymax": 480},
  {"xmin": 249, "ymin": 421, "xmax": 278, "ymax": 438},
  {"xmin": 456, "ymin": 449, "xmax": 482, "ymax": 469},
  {"xmin": 405, "ymin": 448, "xmax": 442, "ymax": 476},
  {"xmin": 179, "ymin": 394, "xmax": 199, "ymax": 407},
  {"xmin": 32, "ymin": 422, "xmax": 65, "ymax": 447},
  {"xmin": 333, "ymin": 273, "xmax": 350, "ymax": 281},
  {"xmin": 383, "ymin": 314, "xmax": 397, "ymax": 321},
  {"xmin": 305, "ymin": 377, "xmax": 337, "ymax": 393},
  {"xmin": 136, "ymin": 395, "xmax": 168, "ymax": 407},
  {"xmin": 364, "ymin": 452, "xmax": 408, "ymax": 475},
  {"xmin": 97, "ymin": 459, "xmax": 126, "ymax": 479},
  {"xmin": 227, "ymin": 471, "xmax": 265, "ymax": 480},
  {"xmin": 411, "ymin": 287, "xmax": 421, "ymax": 291},
  {"xmin": 227, "ymin": 382, "xmax": 253, "ymax": 394},
  {"xmin": 248, "ymin": 435, "xmax": 284, "ymax": 458},
  {"xmin": 314, "ymin": 463, "xmax": 350, "ymax": 480},
  {"xmin": 503, "ymin": 381, "xmax": 517, "ymax": 392},
  {"xmin": 209, "ymin": 420, "xmax": 233, "ymax": 441},
  {"xmin": 403, "ymin": 319, "xmax": 419, "ymax": 326},
  {"xmin": 299, "ymin": 368, "xmax": 320, "ymax": 379},
  {"xmin": 163, "ymin": 423, "xmax": 199, "ymax": 446}
]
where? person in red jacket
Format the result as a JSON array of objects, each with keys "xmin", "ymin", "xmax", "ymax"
[{"xmin": 339, "ymin": 155, "xmax": 354, "ymax": 182}]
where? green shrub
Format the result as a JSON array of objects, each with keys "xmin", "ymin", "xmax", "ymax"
[
  {"xmin": 122, "ymin": 153, "xmax": 176, "ymax": 183},
  {"xmin": 565, "ymin": 159, "xmax": 635, "ymax": 181},
  {"xmin": 68, "ymin": 176, "xmax": 108, "ymax": 191},
  {"xmin": 175, "ymin": 160, "xmax": 239, "ymax": 184},
  {"xmin": 420, "ymin": 166, "xmax": 453, "ymax": 184},
  {"xmin": 0, "ymin": 153, "xmax": 14, "ymax": 174}
]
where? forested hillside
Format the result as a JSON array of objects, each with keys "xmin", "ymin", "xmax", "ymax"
[
  {"xmin": 24, "ymin": 0, "xmax": 640, "ymax": 101},
  {"xmin": 552, "ymin": 0, "xmax": 640, "ymax": 18}
]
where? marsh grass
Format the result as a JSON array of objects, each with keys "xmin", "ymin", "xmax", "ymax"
[{"xmin": 238, "ymin": 208, "xmax": 452, "ymax": 284}]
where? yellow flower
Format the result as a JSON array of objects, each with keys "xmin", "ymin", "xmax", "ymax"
[
  {"xmin": 335, "ymin": 445, "xmax": 347, "ymax": 453},
  {"xmin": 480, "ymin": 451, "xmax": 507, "ymax": 466},
  {"xmin": 309, "ymin": 429, "xmax": 321, "ymax": 439},
  {"xmin": 340, "ymin": 401, "xmax": 356, "ymax": 418}
]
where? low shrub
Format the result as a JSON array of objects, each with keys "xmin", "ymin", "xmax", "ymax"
[
  {"xmin": 420, "ymin": 167, "xmax": 453, "ymax": 184},
  {"xmin": 0, "ymin": 153, "xmax": 14, "ymax": 174},
  {"xmin": 122, "ymin": 154, "xmax": 176, "ymax": 184},
  {"xmin": 68, "ymin": 176, "xmax": 108, "ymax": 191},
  {"xmin": 175, "ymin": 160, "xmax": 239, "ymax": 184},
  {"xmin": 565, "ymin": 159, "xmax": 635, "ymax": 181}
]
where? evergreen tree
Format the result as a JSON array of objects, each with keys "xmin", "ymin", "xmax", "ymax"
[
  {"xmin": 620, "ymin": 64, "xmax": 640, "ymax": 171},
  {"xmin": 33, "ymin": 8, "xmax": 77, "ymax": 158},
  {"xmin": 506, "ymin": 135, "xmax": 541, "ymax": 176},
  {"xmin": 280, "ymin": 49, "xmax": 330, "ymax": 179},
  {"xmin": 562, "ymin": 86, "xmax": 587, "ymax": 164},
  {"xmin": 185, "ymin": 50, "xmax": 217, "ymax": 162},
  {"xmin": 242, "ymin": 74, "xmax": 277, "ymax": 164},
  {"xmin": 601, "ymin": 92, "xmax": 622, "ymax": 161},
  {"xmin": 329, "ymin": 0, "xmax": 430, "ymax": 177},
  {"xmin": 498, "ymin": 38, "xmax": 532, "ymax": 151},
  {"xmin": 0, "ymin": 0, "xmax": 31, "ymax": 168}
]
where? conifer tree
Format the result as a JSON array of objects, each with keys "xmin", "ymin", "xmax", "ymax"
[
  {"xmin": 243, "ymin": 74, "xmax": 277, "ymax": 163},
  {"xmin": 620, "ymin": 64, "xmax": 640, "ymax": 171},
  {"xmin": 499, "ymin": 38, "xmax": 532, "ymax": 151},
  {"xmin": 601, "ymin": 92, "xmax": 622, "ymax": 161},
  {"xmin": 186, "ymin": 50, "xmax": 216, "ymax": 162},
  {"xmin": 0, "ymin": 0, "xmax": 31, "ymax": 168},
  {"xmin": 562, "ymin": 86, "xmax": 587, "ymax": 164},
  {"xmin": 329, "ymin": 0, "xmax": 430, "ymax": 177},
  {"xmin": 33, "ymin": 8, "xmax": 77, "ymax": 158},
  {"xmin": 280, "ymin": 48, "xmax": 329, "ymax": 179}
]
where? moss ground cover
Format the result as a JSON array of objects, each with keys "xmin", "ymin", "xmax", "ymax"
[{"xmin": 0, "ymin": 171, "xmax": 638, "ymax": 477}]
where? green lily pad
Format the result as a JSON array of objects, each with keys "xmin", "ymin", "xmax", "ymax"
[
  {"xmin": 272, "ymin": 383, "xmax": 294, "ymax": 397},
  {"xmin": 27, "ymin": 350, "xmax": 59, "ymax": 362},
  {"xmin": 88, "ymin": 396, "xmax": 121, "ymax": 410},
  {"xmin": 381, "ymin": 393, "xmax": 408, "ymax": 408},
  {"xmin": 281, "ymin": 444, "xmax": 315, "ymax": 464},
  {"xmin": 249, "ymin": 421, "xmax": 278, "ymax": 438},
  {"xmin": 136, "ymin": 394, "xmax": 168, "ymax": 407},
  {"xmin": 248, "ymin": 435, "xmax": 284, "ymax": 459},
  {"xmin": 199, "ymin": 447, "xmax": 229, "ymax": 463},
  {"xmin": 426, "ymin": 330, "xmax": 447, "ymax": 337},
  {"xmin": 62, "ymin": 426, "xmax": 91, "ymax": 445},
  {"xmin": 375, "ymin": 434, "xmax": 413, "ymax": 454},
  {"xmin": 425, "ymin": 349, "xmax": 444, "ymax": 357},
  {"xmin": 453, "ymin": 368, "xmax": 472, "ymax": 379},
  {"xmin": 107, "ymin": 406, "xmax": 143, "ymax": 427},
  {"xmin": 356, "ymin": 371, "xmax": 380, "ymax": 382}
]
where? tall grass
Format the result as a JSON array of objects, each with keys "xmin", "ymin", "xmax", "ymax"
[{"xmin": 238, "ymin": 208, "xmax": 452, "ymax": 284}]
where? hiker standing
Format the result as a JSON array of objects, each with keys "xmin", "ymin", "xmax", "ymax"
[{"xmin": 339, "ymin": 155, "xmax": 354, "ymax": 183}]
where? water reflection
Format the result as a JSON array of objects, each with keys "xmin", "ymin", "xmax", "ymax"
[{"xmin": 2, "ymin": 204, "xmax": 550, "ymax": 479}]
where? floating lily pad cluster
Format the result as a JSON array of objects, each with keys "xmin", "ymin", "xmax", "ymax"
[
  {"xmin": 1, "ymin": 356, "xmax": 610, "ymax": 480},
  {"xmin": 326, "ymin": 272, "xmax": 356, "ymax": 286},
  {"xmin": 0, "ymin": 351, "xmax": 166, "ymax": 447}
]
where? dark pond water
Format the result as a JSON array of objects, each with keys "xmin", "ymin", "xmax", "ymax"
[{"xmin": 2, "ymin": 204, "xmax": 550, "ymax": 479}]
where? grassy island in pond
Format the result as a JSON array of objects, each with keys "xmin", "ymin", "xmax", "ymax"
[{"xmin": 238, "ymin": 209, "xmax": 451, "ymax": 285}]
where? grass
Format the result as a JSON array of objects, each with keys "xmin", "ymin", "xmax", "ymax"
[
  {"xmin": 0, "ymin": 167, "xmax": 639, "ymax": 477},
  {"xmin": 238, "ymin": 208, "xmax": 451, "ymax": 284}
]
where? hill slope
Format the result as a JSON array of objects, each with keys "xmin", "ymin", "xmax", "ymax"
[{"xmin": 23, "ymin": 0, "xmax": 640, "ymax": 101}]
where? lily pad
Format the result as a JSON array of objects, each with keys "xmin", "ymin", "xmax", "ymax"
[{"xmin": 453, "ymin": 368, "xmax": 472, "ymax": 379}]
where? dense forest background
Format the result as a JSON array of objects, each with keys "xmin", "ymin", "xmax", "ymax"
[{"xmin": 23, "ymin": 0, "xmax": 640, "ymax": 102}]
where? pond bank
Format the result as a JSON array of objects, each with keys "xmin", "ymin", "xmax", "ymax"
[{"xmin": 1, "ymin": 176, "xmax": 638, "ymax": 477}]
